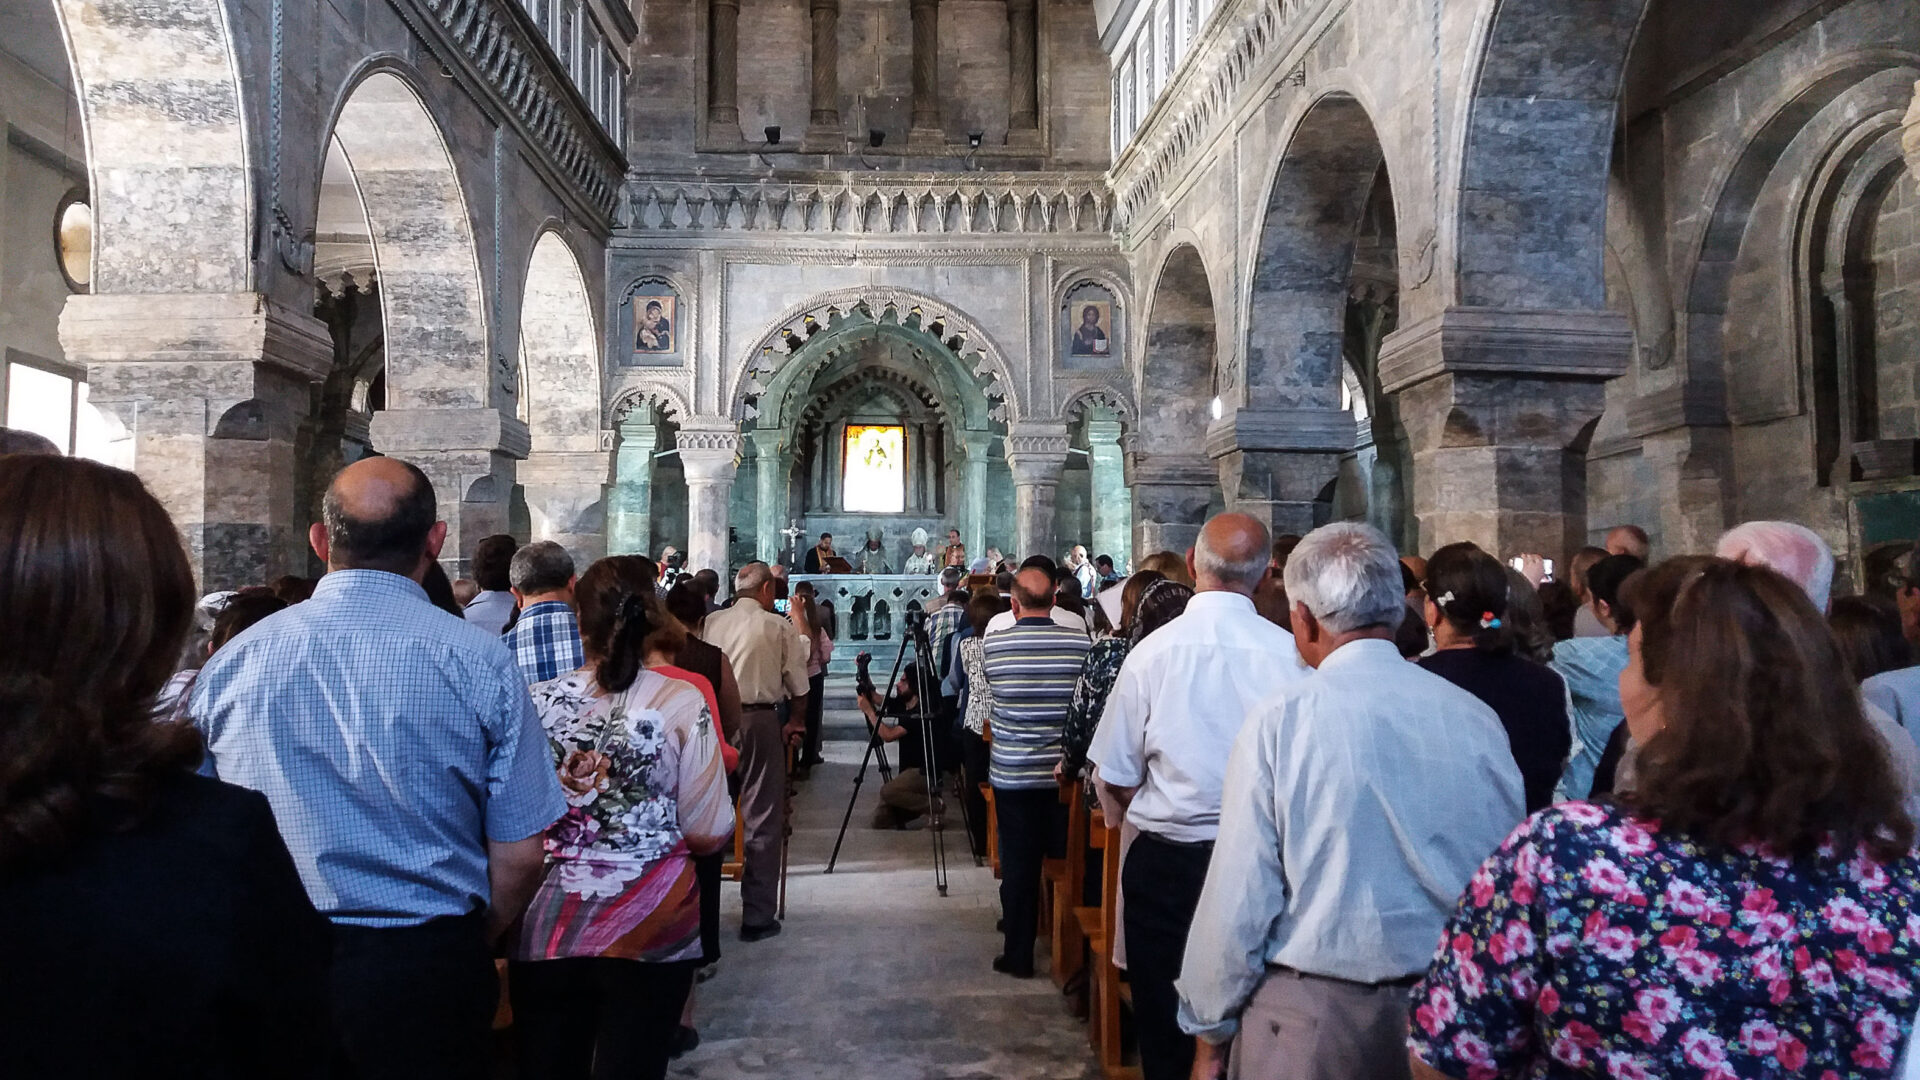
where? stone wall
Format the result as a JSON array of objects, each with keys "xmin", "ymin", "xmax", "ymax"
[{"xmin": 1875, "ymin": 174, "xmax": 1920, "ymax": 440}]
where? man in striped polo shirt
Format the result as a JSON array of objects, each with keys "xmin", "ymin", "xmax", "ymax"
[{"xmin": 982, "ymin": 566, "xmax": 1092, "ymax": 977}]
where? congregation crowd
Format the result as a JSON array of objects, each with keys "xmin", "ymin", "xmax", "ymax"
[{"xmin": 8, "ymin": 422, "xmax": 1920, "ymax": 1080}]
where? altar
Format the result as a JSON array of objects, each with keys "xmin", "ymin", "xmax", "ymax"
[{"xmin": 793, "ymin": 573, "xmax": 941, "ymax": 672}]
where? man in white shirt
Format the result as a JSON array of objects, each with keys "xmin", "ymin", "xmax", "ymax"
[
  {"xmin": 1179, "ymin": 522, "xmax": 1525, "ymax": 1080},
  {"xmin": 1086, "ymin": 513, "xmax": 1309, "ymax": 1080},
  {"xmin": 984, "ymin": 556, "xmax": 1089, "ymax": 635}
]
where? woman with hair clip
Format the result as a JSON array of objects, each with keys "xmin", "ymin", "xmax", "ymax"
[
  {"xmin": 509, "ymin": 557, "xmax": 733, "ymax": 1080},
  {"xmin": 0, "ymin": 456, "xmax": 331, "ymax": 1076},
  {"xmin": 1418, "ymin": 542, "xmax": 1571, "ymax": 813},
  {"xmin": 1411, "ymin": 557, "xmax": 1920, "ymax": 1080}
]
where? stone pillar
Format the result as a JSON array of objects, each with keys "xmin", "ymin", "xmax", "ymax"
[
  {"xmin": 908, "ymin": 0, "xmax": 942, "ymax": 148},
  {"xmin": 369, "ymin": 407, "xmax": 531, "ymax": 577},
  {"xmin": 1005, "ymin": 424, "xmax": 1070, "ymax": 561},
  {"xmin": 62, "ymin": 293, "xmax": 333, "ymax": 591},
  {"xmin": 518, "ymin": 450, "xmax": 613, "ymax": 571},
  {"xmin": 1379, "ymin": 307, "xmax": 1631, "ymax": 558},
  {"xmin": 708, "ymin": 0, "xmax": 741, "ymax": 132},
  {"xmin": 1206, "ymin": 408, "xmax": 1354, "ymax": 538},
  {"xmin": 805, "ymin": 0, "xmax": 841, "ymax": 144},
  {"xmin": 1128, "ymin": 454, "xmax": 1215, "ymax": 558},
  {"xmin": 1086, "ymin": 419, "xmax": 1131, "ymax": 569},
  {"xmin": 608, "ymin": 416, "xmax": 658, "ymax": 555},
  {"xmin": 1005, "ymin": 0, "xmax": 1039, "ymax": 144},
  {"xmin": 960, "ymin": 429, "xmax": 994, "ymax": 556},
  {"xmin": 750, "ymin": 427, "xmax": 787, "ymax": 563},
  {"xmin": 678, "ymin": 425, "xmax": 741, "ymax": 591}
]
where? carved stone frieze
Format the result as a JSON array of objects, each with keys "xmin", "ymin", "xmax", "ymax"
[
  {"xmin": 619, "ymin": 174, "xmax": 1114, "ymax": 236},
  {"xmin": 412, "ymin": 0, "xmax": 624, "ymax": 221}
]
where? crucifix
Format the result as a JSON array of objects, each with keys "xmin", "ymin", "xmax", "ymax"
[{"xmin": 780, "ymin": 518, "xmax": 806, "ymax": 567}]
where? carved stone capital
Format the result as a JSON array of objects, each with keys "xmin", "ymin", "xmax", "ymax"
[
  {"xmin": 63, "ymin": 292, "xmax": 333, "ymax": 386},
  {"xmin": 1378, "ymin": 307, "xmax": 1631, "ymax": 396}
]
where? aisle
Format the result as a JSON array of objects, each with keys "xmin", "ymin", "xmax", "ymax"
[{"xmin": 670, "ymin": 738, "xmax": 1099, "ymax": 1080}]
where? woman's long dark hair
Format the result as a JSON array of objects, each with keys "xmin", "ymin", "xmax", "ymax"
[
  {"xmin": 0, "ymin": 456, "xmax": 203, "ymax": 870},
  {"xmin": 1624, "ymin": 557, "xmax": 1914, "ymax": 862},
  {"xmin": 576, "ymin": 556, "xmax": 680, "ymax": 694},
  {"xmin": 1422, "ymin": 542, "xmax": 1514, "ymax": 653}
]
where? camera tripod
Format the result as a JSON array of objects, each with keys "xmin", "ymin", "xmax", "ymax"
[{"xmin": 824, "ymin": 608, "xmax": 974, "ymax": 896}]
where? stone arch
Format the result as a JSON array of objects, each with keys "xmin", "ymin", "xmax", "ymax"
[
  {"xmin": 608, "ymin": 383, "xmax": 692, "ymax": 427},
  {"xmin": 325, "ymin": 67, "xmax": 492, "ymax": 412},
  {"xmin": 1453, "ymin": 0, "xmax": 1649, "ymax": 309},
  {"xmin": 516, "ymin": 231, "xmax": 607, "ymax": 566},
  {"xmin": 49, "ymin": 0, "xmax": 252, "ymax": 293},
  {"xmin": 730, "ymin": 289, "xmax": 1020, "ymax": 423}
]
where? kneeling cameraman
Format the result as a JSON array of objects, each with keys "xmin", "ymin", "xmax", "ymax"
[{"xmin": 854, "ymin": 659, "xmax": 954, "ymax": 830}]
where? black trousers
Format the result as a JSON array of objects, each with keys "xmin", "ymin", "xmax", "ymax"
[
  {"xmin": 329, "ymin": 911, "xmax": 496, "ymax": 1080},
  {"xmin": 1123, "ymin": 833, "xmax": 1215, "ymax": 1080},
  {"xmin": 803, "ymin": 671, "xmax": 827, "ymax": 762},
  {"xmin": 694, "ymin": 849, "xmax": 724, "ymax": 966},
  {"xmin": 993, "ymin": 785, "xmax": 1065, "ymax": 970},
  {"xmin": 960, "ymin": 728, "xmax": 991, "ymax": 857},
  {"xmin": 509, "ymin": 957, "xmax": 698, "ymax": 1080}
]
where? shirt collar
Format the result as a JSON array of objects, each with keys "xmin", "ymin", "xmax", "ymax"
[
  {"xmin": 315, "ymin": 568, "xmax": 431, "ymax": 606},
  {"xmin": 1316, "ymin": 636, "xmax": 1402, "ymax": 672},
  {"xmin": 521, "ymin": 599, "xmax": 572, "ymax": 617},
  {"xmin": 1016, "ymin": 615, "xmax": 1053, "ymax": 625},
  {"xmin": 1184, "ymin": 590, "xmax": 1257, "ymax": 615},
  {"xmin": 732, "ymin": 596, "xmax": 769, "ymax": 614}
]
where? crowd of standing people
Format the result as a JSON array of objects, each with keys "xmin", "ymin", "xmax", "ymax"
[{"xmin": 8, "ymin": 430, "xmax": 1920, "ymax": 1079}]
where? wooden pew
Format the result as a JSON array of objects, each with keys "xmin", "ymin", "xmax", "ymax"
[
  {"xmin": 1075, "ymin": 809, "xmax": 1139, "ymax": 1079},
  {"xmin": 1046, "ymin": 777, "xmax": 1090, "ymax": 988}
]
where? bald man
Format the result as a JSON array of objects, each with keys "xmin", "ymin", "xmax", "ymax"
[
  {"xmin": 1087, "ymin": 513, "xmax": 1312, "ymax": 1080},
  {"xmin": 191, "ymin": 457, "xmax": 564, "ymax": 1077}
]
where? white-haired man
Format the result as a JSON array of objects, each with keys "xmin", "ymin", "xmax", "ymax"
[
  {"xmin": 1087, "ymin": 513, "xmax": 1310, "ymax": 1080},
  {"xmin": 1178, "ymin": 522, "xmax": 1525, "ymax": 1080},
  {"xmin": 703, "ymin": 561, "xmax": 810, "ymax": 941},
  {"xmin": 1715, "ymin": 522, "xmax": 1920, "ymax": 806}
]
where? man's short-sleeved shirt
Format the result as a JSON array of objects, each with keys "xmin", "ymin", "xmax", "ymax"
[
  {"xmin": 702, "ymin": 597, "xmax": 810, "ymax": 706},
  {"xmin": 190, "ymin": 570, "xmax": 566, "ymax": 928},
  {"xmin": 504, "ymin": 599, "xmax": 584, "ymax": 684},
  {"xmin": 982, "ymin": 617, "xmax": 1092, "ymax": 789}
]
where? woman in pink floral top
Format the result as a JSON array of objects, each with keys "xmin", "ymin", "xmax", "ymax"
[
  {"xmin": 510, "ymin": 558, "xmax": 732, "ymax": 1080},
  {"xmin": 1411, "ymin": 557, "xmax": 1920, "ymax": 1080}
]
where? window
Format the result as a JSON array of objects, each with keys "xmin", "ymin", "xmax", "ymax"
[
  {"xmin": 842, "ymin": 424, "xmax": 906, "ymax": 513},
  {"xmin": 3, "ymin": 355, "xmax": 80, "ymax": 454},
  {"xmin": 56, "ymin": 194, "xmax": 91, "ymax": 292}
]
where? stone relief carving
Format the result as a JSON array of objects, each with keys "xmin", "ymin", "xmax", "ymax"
[
  {"xmin": 677, "ymin": 428, "xmax": 744, "ymax": 452},
  {"xmin": 608, "ymin": 383, "xmax": 691, "ymax": 426},
  {"xmin": 621, "ymin": 175, "xmax": 1113, "ymax": 235}
]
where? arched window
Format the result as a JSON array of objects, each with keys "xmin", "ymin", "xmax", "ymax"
[{"xmin": 55, "ymin": 193, "xmax": 91, "ymax": 292}]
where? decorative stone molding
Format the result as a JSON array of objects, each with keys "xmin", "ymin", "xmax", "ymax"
[
  {"xmin": 1204, "ymin": 407, "xmax": 1355, "ymax": 458},
  {"xmin": 620, "ymin": 174, "xmax": 1113, "ymax": 236},
  {"xmin": 608, "ymin": 382, "xmax": 691, "ymax": 426},
  {"xmin": 62, "ymin": 292, "xmax": 334, "ymax": 386},
  {"xmin": 1060, "ymin": 383, "xmax": 1137, "ymax": 423},
  {"xmin": 370, "ymin": 407, "xmax": 533, "ymax": 459},
  {"xmin": 676, "ymin": 426, "xmax": 745, "ymax": 455},
  {"xmin": 1377, "ymin": 307, "xmax": 1632, "ymax": 396},
  {"xmin": 1110, "ymin": 0, "xmax": 1336, "ymax": 234},
  {"xmin": 410, "ymin": 0, "xmax": 624, "ymax": 222}
]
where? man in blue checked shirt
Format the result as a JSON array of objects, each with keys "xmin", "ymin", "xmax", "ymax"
[
  {"xmin": 503, "ymin": 540, "xmax": 584, "ymax": 684},
  {"xmin": 190, "ymin": 457, "xmax": 565, "ymax": 1080}
]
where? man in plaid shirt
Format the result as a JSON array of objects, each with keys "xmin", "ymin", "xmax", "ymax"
[
  {"xmin": 503, "ymin": 541, "xmax": 583, "ymax": 684},
  {"xmin": 924, "ymin": 566, "xmax": 970, "ymax": 680}
]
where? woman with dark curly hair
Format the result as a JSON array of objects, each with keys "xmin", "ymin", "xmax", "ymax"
[
  {"xmin": 1411, "ymin": 557, "xmax": 1920, "ymax": 1080},
  {"xmin": 0, "ymin": 455, "xmax": 330, "ymax": 1077}
]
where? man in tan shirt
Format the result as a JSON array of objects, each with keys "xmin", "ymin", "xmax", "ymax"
[{"xmin": 703, "ymin": 561, "xmax": 811, "ymax": 938}]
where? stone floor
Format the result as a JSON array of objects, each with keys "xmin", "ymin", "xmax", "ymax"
[{"xmin": 670, "ymin": 737, "xmax": 1099, "ymax": 1080}]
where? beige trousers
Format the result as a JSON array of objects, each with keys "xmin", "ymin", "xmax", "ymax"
[{"xmin": 1228, "ymin": 968, "xmax": 1415, "ymax": 1080}]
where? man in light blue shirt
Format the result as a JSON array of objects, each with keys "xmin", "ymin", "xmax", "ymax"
[
  {"xmin": 191, "ymin": 457, "xmax": 565, "ymax": 1078},
  {"xmin": 1177, "ymin": 522, "xmax": 1524, "ymax": 1080}
]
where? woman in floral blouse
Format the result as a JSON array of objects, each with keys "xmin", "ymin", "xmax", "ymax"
[
  {"xmin": 1058, "ymin": 569, "xmax": 1165, "ymax": 780},
  {"xmin": 1411, "ymin": 556, "xmax": 1920, "ymax": 1080},
  {"xmin": 510, "ymin": 558, "xmax": 733, "ymax": 1080}
]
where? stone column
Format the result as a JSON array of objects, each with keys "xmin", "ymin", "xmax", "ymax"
[
  {"xmin": 62, "ymin": 293, "xmax": 333, "ymax": 591},
  {"xmin": 750, "ymin": 427, "xmax": 787, "ymax": 563},
  {"xmin": 518, "ymin": 450, "xmax": 613, "ymax": 571},
  {"xmin": 805, "ymin": 0, "xmax": 841, "ymax": 145},
  {"xmin": 369, "ymin": 406, "xmax": 531, "ymax": 577},
  {"xmin": 1206, "ymin": 408, "xmax": 1354, "ymax": 538},
  {"xmin": 678, "ymin": 425, "xmax": 741, "ymax": 591},
  {"xmin": 608, "ymin": 415, "xmax": 658, "ymax": 556},
  {"xmin": 960, "ymin": 429, "xmax": 994, "ymax": 556},
  {"xmin": 908, "ymin": 0, "xmax": 943, "ymax": 148},
  {"xmin": 1006, "ymin": 0, "xmax": 1040, "ymax": 144},
  {"xmin": 1128, "ymin": 453, "xmax": 1215, "ymax": 558},
  {"xmin": 708, "ymin": 0, "xmax": 741, "ymax": 132},
  {"xmin": 1379, "ymin": 307, "xmax": 1631, "ymax": 558},
  {"xmin": 1005, "ymin": 423, "xmax": 1071, "ymax": 561},
  {"xmin": 1085, "ymin": 418, "xmax": 1130, "ymax": 569}
]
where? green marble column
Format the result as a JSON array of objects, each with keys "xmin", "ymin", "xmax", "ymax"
[
  {"xmin": 1086, "ymin": 417, "xmax": 1130, "ymax": 570},
  {"xmin": 750, "ymin": 427, "xmax": 788, "ymax": 563},
  {"xmin": 609, "ymin": 417, "xmax": 658, "ymax": 555}
]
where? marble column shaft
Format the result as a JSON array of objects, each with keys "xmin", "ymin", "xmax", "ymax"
[
  {"xmin": 961, "ymin": 430, "xmax": 994, "ymax": 557},
  {"xmin": 709, "ymin": 0, "xmax": 741, "ymax": 127},
  {"xmin": 678, "ymin": 430, "xmax": 742, "ymax": 593},
  {"xmin": 1006, "ymin": 0, "xmax": 1038, "ymax": 133},
  {"xmin": 1085, "ymin": 419, "xmax": 1130, "ymax": 569},
  {"xmin": 609, "ymin": 419, "xmax": 658, "ymax": 556},
  {"xmin": 62, "ymin": 292, "xmax": 334, "ymax": 591},
  {"xmin": 909, "ymin": 0, "xmax": 941, "ymax": 133},
  {"xmin": 750, "ymin": 428, "xmax": 787, "ymax": 563},
  {"xmin": 808, "ymin": 0, "xmax": 840, "ymax": 129}
]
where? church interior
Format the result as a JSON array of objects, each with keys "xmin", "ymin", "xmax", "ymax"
[{"xmin": 7, "ymin": 0, "xmax": 1920, "ymax": 1076}]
